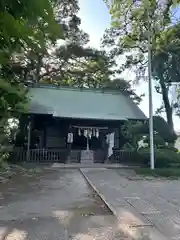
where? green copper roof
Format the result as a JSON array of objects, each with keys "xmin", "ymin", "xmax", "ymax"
[{"xmin": 28, "ymin": 86, "xmax": 146, "ymax": 120}]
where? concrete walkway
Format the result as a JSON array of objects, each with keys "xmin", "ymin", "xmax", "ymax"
[
  {"xmin": 0, "ymin": 168, "xmax": 129, "ymax": 240},
  {"xmin": 81, "ymin": 168, "xmax": 180, "ymax": 240}
]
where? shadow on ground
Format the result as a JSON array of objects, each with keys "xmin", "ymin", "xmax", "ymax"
[{"xmin": 0, "ymin": 168, "xmax": 129, "ymax": 240}]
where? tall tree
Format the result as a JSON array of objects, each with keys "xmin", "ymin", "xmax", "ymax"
[
  {"xmin": 103, "ymin": 0, "xmax": 180, "ymax": 132},
  {"xmin": 0, "ymin": 0, "xmax": 61, "ymax": 150},
  {"xmin": 38, "ymin": 44, "xmax": 141, "ymax": 105},
  {"xmin": 4, "ymin": 0, "xmax": 139, "ymax": 105},
  {"xmin": 8, "ymin": 0, "xmax": 89, "ymax": 84},
  {"xmin": 40, "ymin": 47, "xmax": 112, "ymax": 86},
  {"xmin": 152, "ymin": 24, "xmax": 180, "ymax": 127}
]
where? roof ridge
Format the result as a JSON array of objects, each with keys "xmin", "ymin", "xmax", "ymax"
[{"xmin": 29, "ymin": 84, "xmax": 124, "ymax": 95}]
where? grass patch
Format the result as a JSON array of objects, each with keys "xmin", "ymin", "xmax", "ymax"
[{"xmin": 135, "ymin": 168, "xmax": 180, "ymax": 179}]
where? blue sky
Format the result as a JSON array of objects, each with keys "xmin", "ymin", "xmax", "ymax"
[
  {"xmin": 78, "ymin": 0, "xmax": 110, "ymax": 48},
  {"xmin": 78, "ymin": 0, "xmax": 179, "ymax": 130}
]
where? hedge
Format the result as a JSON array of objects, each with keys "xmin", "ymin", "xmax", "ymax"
[{"xmin": 137, "ymin": 148, "xmax": 180, "ymax": 168}]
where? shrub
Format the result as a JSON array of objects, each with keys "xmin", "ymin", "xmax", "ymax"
[
  {"xmin": 159, "ymin": 145, "xmax": 178, "ymax": 152},
  {"xmin": 138, "ymin": 148, "xmax": 180, "ymax": 168}
]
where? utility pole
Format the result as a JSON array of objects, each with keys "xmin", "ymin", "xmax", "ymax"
[{"xmin": 147, "ymin": 9, "xmax": 155, "ymax": 170}]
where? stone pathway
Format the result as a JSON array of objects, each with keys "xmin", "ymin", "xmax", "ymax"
[
  {"xmin": 81, "ymin": 168, "xmax": 180, "ymax": 240},
  {"xmin": 0, "ymin": 168, "xmax": 130, "ymax": 240}
]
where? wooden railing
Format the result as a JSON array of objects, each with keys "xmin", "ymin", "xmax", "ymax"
[
  {"xmin": 110, "ymin": 149, "xmax": 136, "ymax": 163},
  {"xmin": 10, "ymin": 148, "xmax": 68, "ymax": 163},
  {"xmin": 94, "ymin": 149, "xmax": 107, "ymax": 163},
  {"xmin": 10, "ymin": 148, "xmax": 135, "ymax": 164}
]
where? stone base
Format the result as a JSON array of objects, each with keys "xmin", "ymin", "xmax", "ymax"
[{"xmin": 81, "ymin": 150, "xmax": 94, "ymax": 164}]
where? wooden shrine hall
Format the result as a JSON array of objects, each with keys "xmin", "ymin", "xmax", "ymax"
[{"xmin": 14, "ymin": 85, "xmax": 146, "ymax": 163}]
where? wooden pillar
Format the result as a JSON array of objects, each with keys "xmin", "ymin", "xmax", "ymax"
[
  {"xmin": 43, "ymin": 123, "xmax": 46, "ymax": 148},
  {"xmin": 67, "ymin": 125, "xmax": 72, "ymax": 163},
  {"xmin": 114, "ymin": 128, "xmax": 119, "ymax": 148},
  {"xmin": 67, "ymin": 143, "xmax": 71, "ymax": 163},
  {"xmin": 26, "ymin": 118, "xmax": 31, "ymax": 162},
  {"xmin": 86, "ymin": 136, "xmax": 89, "ymax": 150}
]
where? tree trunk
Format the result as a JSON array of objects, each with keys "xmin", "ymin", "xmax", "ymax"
[
  {"xmin": 35, "ymin": 54, "xmax": 42, "ymax": 84},
  {"xmin": 159, "ymin": 79, "xmax": 174, "ymax": 132}
]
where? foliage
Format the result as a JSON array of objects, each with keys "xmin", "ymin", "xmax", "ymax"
[
  {"xmin": 121, "ymin": 121, "xmax": 145, "ymax": 151},
  {"xmin": 103, "ymin": 0, "xmax": 180, "ymax": 132},
  {"xmin": 152, "ymin": 25, "xmax": 180, "ymax": 127},
  {"xmin": 103, "ymin": 0, "xmax": 175, "ymax": 51},
  {"xmin": 152, "ymin": 24, "xmax": 180, "ymax": 83},
  {"xmin": 6, "ymin": 0, "xmax": 89, "ymax": 84},
  {"xmin": 0, "ymin": 80, "xmax": 27, "ymax": 161},
  {"xmin": 141, "ymin": 116, "xmax": 177, "ymax": 144},
  {"xmin": 104, "ymin": 78, "xmax": 143, "ymax": 104},
  {"xmin": 121, "ymin": 116, "xmax": 177, "ymax": 152},
  {"xmin": 0, "ymin": 0, "xmax": 62, "ymax": 162},
  {"xmin": 37, "ymin": 45, "xmax": 141, "ymax": 103},
  {"xmin": 0, "ymin": 0, "xmax": 62, "ymax": 113},
  {"xmin": 0, "ymin": 80, "xmax": 28, "ymax": 116},
  {"xmin": 121, "ymin": 116, "xmax": 178, "ymax": 168},
  {"xmin": 0, "ymin": 0, "xmax": 62, "ymax": 65},
  {"xmin": 138, "ymin": 148, "xmax": 180, "ymax": 167},
  {"xmin": 55, "ymin": 0, "xmax": 88, "ymax": 45},
  {"xmin": 0, "ymin": 0, "xmax": 142, "ymax": 164},
  {"xmin": 153, "ymin": 116, "xmax": 177, "ymax": 142},
  {"xmin": 40, "ymin": 47, "xmax": 112, "ymax": 87},
  {"xmin": 5, "ymin": 0, "xmax": 140, "ymax": 103}
]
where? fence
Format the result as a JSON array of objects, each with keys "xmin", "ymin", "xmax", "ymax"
[
  {"xmin": 10, "ymin": 148, "xmax": 68, "ymax": 163},
  {"xmin": 110, "ymin": 149, "xmax": 136, "ymax": 164},
  {"xmin": 10, "ymin": 148, "xmax": 136, "ymax": 164}
]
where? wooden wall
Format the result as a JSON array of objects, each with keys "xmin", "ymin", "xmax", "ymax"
[
  {"xmin": 32, "ymin": 115, "xmax": 68, "ymax": 149},
  {"xmin": 31, "ymin": 114, "xmax": 125, "ymax": 150}
]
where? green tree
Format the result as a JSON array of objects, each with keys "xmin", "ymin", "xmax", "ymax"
[
  {"xmin": 103, "ymin": 0, "xmax": 180, "ymax": 132},
  {"xmin": 0, "ymin": 0, "xmax": 61, "ymax": 64},
  {"xmin": 40, "ymin": 46, "xmax": 142, "ymax": 104},
  {"xmin": 152, "ymin": 24, "xmax": 180, "ymax": 123},
  {"xmin": 3, "ymin": 0, "xmax": 139, "ymax": 104},
  {"xmin": 7, "ymin": 0, "xmax": 89, "ymax": 85},
  {"xmin": 104, "ymin": 78, "xmax": 143, "ymax": 104},
  {"xmin": 0, "ymin": 0, "xmax": 61, "ymax": 154},
  {"xmin": 39, "ymin": 46, "xmax": 109, "ymax": 86},
  {"xmin": 121, "ymin": 116, "xmax": 177, "ymax": 152}
]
